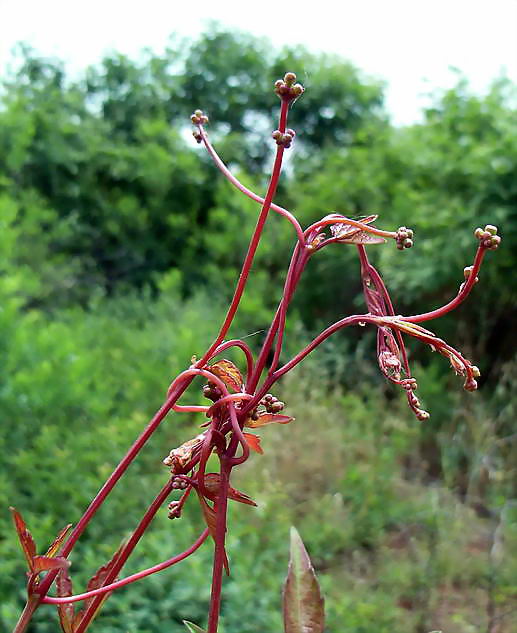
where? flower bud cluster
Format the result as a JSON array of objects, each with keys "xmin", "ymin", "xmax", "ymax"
[
  {"xmin": 395, "ymin": 226, "xmax": 414, "ymax": 250},
  {"xmin": 401, "ymin": 377, "xmax": 418, "ymax": 391},
  {"xmin": 261, "ymin": 393, "xmax": 285, "ymax": 413},
  {"xmin": 203, "ymin": 382, "xmax": 222, "ymax": 402},
  {"xmin": 171, "ymin": 476, "xmax": 189, "ymax": 490},
  {"xmin": 191, "ymin": 109, "xmax": 209, "ymax": 125},
  {"xmin": 167, "ymin": 500, "xmax": 182, "ymax": 520},
  {"xmin": 192, "ymin": 130, "xmax": 203, "ymax": 144},
  {"xmin": 249, "ymin": 393, "xmax": 285, "ymax": 420},
  {"xmin": 474, "ymin": 225, "xmax": 501, "ymax": 250},
  {"xmin": 274, "ymin": 72, "xmax": 304, "ymax": 101},
  {"xmin": 459, "ymin": 265, "xmax": 480, "ymax": 292},
  {"xmin": 463, "ymin": 266, "xmax": 479, "ymax": 283},
  {"xmin": 272, "ymin": 128, "xmax": 296, "ymax": 148}
]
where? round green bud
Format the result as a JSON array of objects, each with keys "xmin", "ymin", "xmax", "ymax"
[
  {"xmin": 194, "ymin": 109, "xmax": 203, "ymax": 118},
  {"xmin": 284, "ymin": 72, "xmax": 297, "ymax": 85},
  {"xmin": 292, "ymin": 83, "xmax": 304, "ymax": 96},
  {"xmin": 484, "ymin": 224, "xmax": 497, "ymax": 235},
  {"xmin": 474, "ymin": 227, "xmax": 484, "ymax": 239}
]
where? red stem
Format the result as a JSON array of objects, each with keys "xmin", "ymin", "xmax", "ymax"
[
  {"xmin": 272, "ymin": 314, "xmax": 379, "ymax": 380},
  {"xmin": 208, "ymin": 339, "xmax": 255, "ymax": 384},
  {"xmin": 405, "ymin": 245, "xmax": 486, "ymax": 323},
  {"xmin": 243, "ymin": 244, "xmax": 309, "ymax": 415},
  {"xmin": 12, "ymin": 596, "xmax": 40, "ymax": 633},
  {"xmin": 198, "ymin": 99, "xmax": 290, "ymax": 367},
  {"xmin": 206, "ymin": 460, "xmax": 232, "ymax": 633},
  {"xmin": 305, "ymin": 215, "xmax": 397, "ymax": 240},
  {"xmin": 42, "ymin": 529, "xmax": 209, "ymax": 605},
  {"xmin": 73, "ymin": 479, "xmax": 178, "ymax": 633},
  {"xmin": 35, "ymin": 374, "xmax": 195, "ymax": 601},
  {"xmin": 197, "ymin": 124, "xmax": 304, "ymax": 246}
]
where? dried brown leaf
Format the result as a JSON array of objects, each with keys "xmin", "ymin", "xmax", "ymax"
[
  {"xmin": 195, "ymin": 490, "xmax": 230, "ymax": 575},
  {"xmin": 207, "ymin": 359, "xmax": 243, "ymax": 392}
]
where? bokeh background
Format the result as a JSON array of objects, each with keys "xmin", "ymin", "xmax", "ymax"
[{"xmin": 1, "ymin": 2, "xmax": 516, "ymax": 632}]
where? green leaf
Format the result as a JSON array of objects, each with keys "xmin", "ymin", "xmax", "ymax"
[
  {"xmin": 283, "ymin": 527, "xmax": 325, "ymax": 633},
  {"xmin": 183, "ymin": 621, "xmax": 207, "ymax": 633}
]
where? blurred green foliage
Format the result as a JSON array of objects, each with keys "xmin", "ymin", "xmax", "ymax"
[{"xmin": 1, "ymin": 26, "xmax": 516, "ymax": 633}]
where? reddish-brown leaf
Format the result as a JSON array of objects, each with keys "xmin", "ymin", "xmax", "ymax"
[
  {"xmin": 196, "ymin": 490, "xmax": 218, "ymax": 540},
  {"xmin": 32, "ymin": 555, "xmax": 70, "ymax": 574},
  {"xmin": 56, "ymin": 567, "xmax": 75, "ymax": 633},
  {"xmin": 203, "ymin": 473, "xmax": 257, "ymax": 507},
  {"xmin": 9, "ymin": 507, "xmax": 36, "ymax": 571},
  {"xmin": 195, "ymin": 490, "xmax": 230, "ymax": 575},
  {"xmin": 283, "ymin": 527, "xmax": 325, "ymax": 633},
  {"xmin": 207, "ymin": 359, "xmax": 243, "ymax": 392},
  {"xmin": 45, "ymin": 523, "xmax": 73, "ymax": 558},
  {"xmin": 245, "ymin": 413, "xmax": 294, "ymax": 428},
  {"xmin": 243, "ymin": 432, "xmax": 264, "ymax": 454}
]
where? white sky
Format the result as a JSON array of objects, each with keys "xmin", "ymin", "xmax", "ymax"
[{"xmin": 1, "ymin": 0, "xmax": 516, "ymax": 125}]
